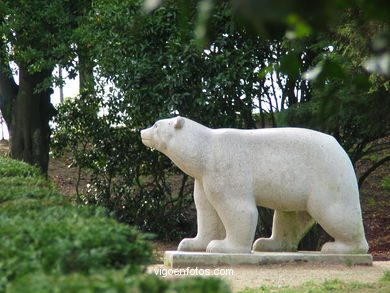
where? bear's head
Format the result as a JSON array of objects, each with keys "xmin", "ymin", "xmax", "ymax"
[{"xmin": 140, "ymin": 116, "xmax": 185, "ymax": 153}]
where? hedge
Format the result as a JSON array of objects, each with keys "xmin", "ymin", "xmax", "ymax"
[{"xmin": 0, "ymin": 158, "xmax": 231, "ymax": 293}]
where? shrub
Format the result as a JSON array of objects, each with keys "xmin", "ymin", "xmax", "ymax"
[
  {"xmin": 170, "ymin": 277, "xmax": 232, "ymax": 293},
  {"xmin": 6, "ymin": 272, "xmax": 231, "ymax": 293},
  {"xmin": 51, "ymin": 0, "xmax": 275, "ymax": 241},
  {"xmin": 0, "ymin": 176, "xmax": 58, "ymax": 203},
  {"xmin": 5, "ymin": 272, "xmax": 166, "ymax": 293},
  {"xmin": 0, "ymin": 158, "xmax": 58, "ymax": 204},
  {"xmin": 0, "ymin": 206, "xmax": 153, "ymax": 281},
  {"xmin": 51, "ymin": 97, "xmax": 196, "ymax": 240},
  {"xmin": 0, "ymin": 158, "xmax": 42, "ymax": 178},
  {"xmin": 0, "ymin": 158, "xmax": 153, "ymax": 291},
  {"xmin": 0, "ymin": 159, "xmax": 232, "ymax": 293}
]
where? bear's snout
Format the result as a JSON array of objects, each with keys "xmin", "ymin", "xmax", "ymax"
[{"xmin": 140, "ymin": 128, "xmax": 154, "ymax": 148}]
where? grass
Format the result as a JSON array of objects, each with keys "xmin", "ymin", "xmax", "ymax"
[
  {"xmin": 0, "ymin": 158, "xmax": 42, "ymax": 177},
  {"xmin": 238, "ymin": 271, "xmax": 390, "ymax": 293}
]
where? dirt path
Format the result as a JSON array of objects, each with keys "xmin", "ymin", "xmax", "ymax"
[{"xmin": 148, "ymin": 261, "xmax": 390, "ymax": 292}]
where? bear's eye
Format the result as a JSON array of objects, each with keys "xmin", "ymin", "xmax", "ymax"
[{"xmin": 154, "ymin": 123, "xmax": 158, "ymax": 128}]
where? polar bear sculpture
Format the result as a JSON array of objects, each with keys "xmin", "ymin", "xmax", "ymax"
[{"xmin": 140, "ymin": 116, "xmax": 369, "ymax": 254}]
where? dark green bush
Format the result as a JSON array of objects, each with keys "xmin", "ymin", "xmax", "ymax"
[
  {"xmin": 0, "ymin": 206, "xmax": 153, "ymax": 280},
  {"xmin": 0, "ymin": 158, "xmax": 153, "ymax": 291},
  {"xmin": 0, "ymin": 158, "xmax": 231, "ymax": 293},
  {"xmin": 6, "ymin": 272, "xmax": 166, "ymax": 293},
  {"xmin": 0, "ymin": 176, "xmax": 58, "ymax": 203},
  {"xmin": 170, "ymin": 277, "xmax": 232, "ymax": 293},
  {"xmin": 51, "ymin": 97, "xmax": 196, "ymax": 240},
  {"xmin": 6, "ymin": 272, "xmax": 231, "ymax": 293},
  {"xmin": 0, "ymin": 158, "xmax": 42, "ymax": 178},
  {"xmin": 0, "ymin": 197, "xmax": 68, "ymax": 216},
  {"xmin": 0, "ymin": 158, "xmax": 58, "ymax": 204}
]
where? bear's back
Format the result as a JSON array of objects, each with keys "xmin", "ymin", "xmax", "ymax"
[
  {"xmin": 205, "ymin": 127, "xmax": 356, "ymax": 210},
  {"xmin": 210, "ymin": 127, "xmax": 338, "ymax": 156}
]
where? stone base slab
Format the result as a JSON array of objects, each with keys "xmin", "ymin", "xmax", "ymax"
[{"xmin": 164, "ymin": 251, "xmax": 373, "ymax": 267}]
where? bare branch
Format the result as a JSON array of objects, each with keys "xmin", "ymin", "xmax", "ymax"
[{"xmin": 358, "ymin": 155, "xmax": 390, "ymax": 188}]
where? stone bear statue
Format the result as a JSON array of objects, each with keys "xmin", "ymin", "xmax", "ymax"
[{"xmin": 140, "ymin": 116, "xmax": 369, "ymax": 254}]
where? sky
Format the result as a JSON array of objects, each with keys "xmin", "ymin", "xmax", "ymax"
[{"xmin": 52, "ymin": 66, "xmax": 80, "ymax": 106}]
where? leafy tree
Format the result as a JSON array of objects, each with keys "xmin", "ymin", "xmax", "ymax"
[
  {"xmin": 273, "ymin": 6, "xmax": 390, "ymax": 186},
  {"xmin": 177, "ymin": 0, "xmax": 390, "ymax": 182},
  {"xmin": 53, "ymin": 0, "xmax": 389, "ymax": 248},
  {"xmin": 0, "ymin": 0, "xmax": 92, "ymax": 174},
  {"xmin": 54, "ymin": 0, "xmax": 299, "ymax": 238}
]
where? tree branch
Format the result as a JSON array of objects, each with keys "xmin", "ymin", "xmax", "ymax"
[{"xmin": 358, "ymin": 155, "xmax": 390, "ymax": 188}]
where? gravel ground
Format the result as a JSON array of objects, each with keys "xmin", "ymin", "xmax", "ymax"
[{"xmin": 148, "ymin": 261, "xmax": 390, "ymax": 292}]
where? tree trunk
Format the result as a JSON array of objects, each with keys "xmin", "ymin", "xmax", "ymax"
[
  {"xmin": 0, "ymin": 61, "xmax": 18, "ymax": 131},
  {"xmin": 9, "ymin": 67, "xmax": 56, "ymax": 174},
  {"xmin": 78, "ymin": 48, "xmax": 94, "ymax": 92}
]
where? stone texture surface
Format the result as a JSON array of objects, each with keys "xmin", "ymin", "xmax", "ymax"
[
  {"xmin": 164, "ymin": 251, "xmax": 373, "ymax": 268},
  {"xmin": 141, "ymin": 117, "xmax": 369, "ymax": 254}
]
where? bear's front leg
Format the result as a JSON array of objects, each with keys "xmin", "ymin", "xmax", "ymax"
[
  {"xmin": 204, "ymin": 183, "xmax": 258, "ymax": 254},
  {"xmin": 178, "ymin": 180, "xmax": 225, "ymax": 251}
]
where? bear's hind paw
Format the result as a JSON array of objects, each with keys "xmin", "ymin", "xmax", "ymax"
[
  {"xmin": 206, "ymin": 240, "xmax": 251, "ymax": 253},
  {"xmin": 178, "ymin": 237, "xmax": 209, "ymax": 251},
  {"xmin": 252, "ymin": 237, "xmax": 297, "ymax": 252}
]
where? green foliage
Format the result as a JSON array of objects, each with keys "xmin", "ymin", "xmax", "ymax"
[
  {"xmin": 381, "ymin": 271, "xmax": 390, "ymax": 283},
  {"xmin": 382, "ymin": 176, "xmax": 390, "ymax": 191},
  {"xmin": 52, "ymin": 0, "xmax": 322, "ymax": 242},
  {"xmin": 0, "ymin": 158, "xmax": 58, "ymax": 203},
  {"xmin": 275, "ymin": 8, "xmax": 390, "ymax": 168},
  {"xmin": 0, "ymin": 158, "xmax": 231, "ymax": 293},
  {"xmin": 0, "ymin": 158, "xmax": 42, "ymax": 177},
  {"xmin": 278, "ymin": 46, "xmax": 390, "ymax": 165},
  {"xmin": 0, "ymin": 176, "xmax": 57, "ymax": 203},
  {"xmin": 53, "ymin": 0, "xmax": 389, "ymax": 249},
  {"xmin": 0, "ymin": 0, "xmax": 87, "ymax": 86},
  {"xmin": 0, "ymin": 158, "xmax": 153, "ymax": 291},
  {"xmin": 7, "ymin": 273, "xmax": 231, "ymax": 293},
  {"xmin": 0, "ymin": 206, "xmax": 153, "ymax": 279},
  {"xmin": 171, "ymin": 277, "xmax": 232, "ymax": 293},
  {"xmin": 6, "ymin": 273, "xmax": 167, "ymax": 293},
  {"xmin": 51, "ymin": 96, "xmax": 196, "ymax": 239},
  {"xmin": 53, "ymin": 0, "xmax": 281, "ymax": 240},
  {"xmin": 163, "ymin": 0, "xmax": 390, "ymax": 160}
]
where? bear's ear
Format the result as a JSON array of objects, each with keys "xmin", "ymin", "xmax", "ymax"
[{"xmin": 174, "ymin": 116, "xmax": 185, "ymax": 129}]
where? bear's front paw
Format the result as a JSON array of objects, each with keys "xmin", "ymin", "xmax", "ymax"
[
  {"xmin": 177, "ymin": 237, "xmax": 209, "ymax": 251},
  {"xmin": 206, "ymin": 240, "xmax": 251, "ymax": 253}
]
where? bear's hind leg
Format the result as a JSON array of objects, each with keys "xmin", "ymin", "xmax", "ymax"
[
  {"xmin": 308, "ymin": 200, "xmax": 369, "ymax": 254},
  {"xmin": 253, "ymin": 210, "xmax": 315, "ymax": 252},
  {"xmin": 178, "ymin": 180, "xmax": 225, "ymax": 251}
]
